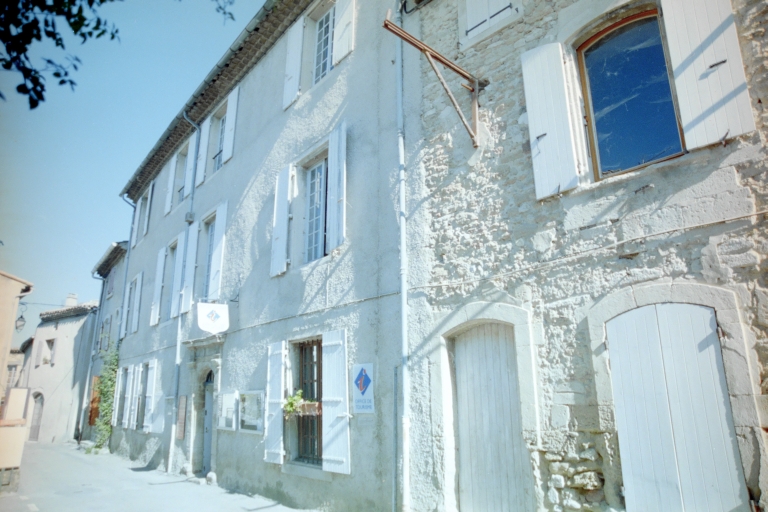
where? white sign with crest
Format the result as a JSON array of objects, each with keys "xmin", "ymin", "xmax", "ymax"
[{"xmin": 197, "ymin": 303, "xmax": 229, "ymax": 334}]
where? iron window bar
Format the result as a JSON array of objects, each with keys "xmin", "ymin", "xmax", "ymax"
[{"xmin": 383, "ymin": 10, "xmax": 487, "ymax": 148}]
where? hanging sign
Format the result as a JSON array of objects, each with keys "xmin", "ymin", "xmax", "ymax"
[
  {"xmin": 352, "ymin": 363, "xmax": 375, "ymax": 414},
  {"xmin": 197, "ymin": 303, "xmax": 229, "ymax": 334}
]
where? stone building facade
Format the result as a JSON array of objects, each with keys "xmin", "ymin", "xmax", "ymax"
[{"xmin": 403, "ymin": 0, "xmax": 768, "ymax": 510}]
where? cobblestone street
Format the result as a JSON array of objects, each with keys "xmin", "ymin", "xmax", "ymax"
[{"xmin": 0, "ymin": 443, "xmax": 315, "ymax": 512}]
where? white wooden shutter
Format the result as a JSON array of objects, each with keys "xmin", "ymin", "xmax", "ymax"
[
  {"xmin": 164, "ymin": 155, "xmax": 176, "ymax": 214},
  {"xmin": 150, "ymin": 247, "xmax": 166, "ymax": 326},
  {"xmin": 183, "ymin": 140, "xmax": 196, "ymax": 199},
  {"xmin": 488, "ymin": 0, "xmax": 515, "ymax": 27},
  {"xmin": 222, "ymin": 87, "xmax": 239, "ymax": 163},
  {"xmin": 130, "ymin": 202, "xmax": 141, "ymax": 247},
  {"xmin": 332, "ymin": 0, "xmax": 355, "ymax": 65},
  {"xmin": 111, "ymin": 369, "xmax": 122, "ymax": 426},
  {"xmin": 521, "ymin": 43, "xmax": 586, "ymax": 199},
  {"xmin": 270, "ymin": 166, "xmax": 292, "ymax": 277},
  {"xmin": 283, "ymin": 19, "xmax": 304, "ymax": 110},
  {"xmin": 465, "ymin": 0, "xmax": 490, "ymax": 37},
  {"xmin": 661, "ymin": 0, "xmax": 755, "ymax": 150},
  {"xmin": 49, "ymin": 340, "xmax": 56, "ymax": 366},
  {"xmin": 130, "ymin": 272, "xmax": 143, "ymax": 334},
  {"xmin": 119, "ymin": 283, "xmax": 131, "ymax": 339},
  {"xmin": 326, "ymin": 122, "xmax": 347, "ymax": 252},
  {"xmin": 142, "ymin": 181, "xmax": 154, "ymax": 235},
  {"xmin": 207, "ymin": 202, "xmax": 228, "ymax": 301},
  {"xmin": 655, "ymin": 304, "xmax": 750, "ymax": 512},
  {"xmin": 130, "ymin": 364, "xmax": 143, "ymax": 429},
  {"xmin": 122, "ymin": 365, "xmax": 134, "ymax": 428},
  {"xmin": 170, "ymin": 231, "xmax": 186, "ymax": 318},
  {"xmin": 35, "ymin": 339, "xmax": 42, "ymax": 367},
  {"xmin": 196, "ymin": 118, "xmax": 211, "ymax": 187},
  {"xmin": 606, "ymin": 306, "xmax": 683, "ymax": 511},
  {"xmin": 264, "ymin": 341, "xmax": 285, "ymax": 464},
  {"xmin": 181, "ymin": 222, "xmax": 198, "ymax": 314},
  {"xmin": 322, "ymin": 329, "xmax": 351, "ymax": 474},
  {"xmin": 143, "ymin": 359, "xmax": 156, "ymax": 432}
]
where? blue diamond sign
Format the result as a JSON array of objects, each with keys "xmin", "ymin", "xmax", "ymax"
[
  {"xmin": 197, "ymin": 302, "xmax": 229, "ymax": 335},
  {"xmin": 352, "ymin": 363, "xmax": 375, "ymax": 414}
]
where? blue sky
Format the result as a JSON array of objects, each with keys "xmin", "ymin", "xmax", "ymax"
[{"xmin": 0, "ymin": 0, "xmax": 264, "ymax": 346}]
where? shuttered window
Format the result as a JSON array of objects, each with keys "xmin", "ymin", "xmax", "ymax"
[
  {"xmin": 283, "ymin": 19, "xmax": 304, "ymax": 110},
  {"xmin": 142, "ymin": 359, "xmax": 158, "ymax": 433},
  {"xmin": 270, "ymin": 166, "xmax": 292, "ymax": 277},
  {"xmin": 221, "ymin": 87, "xmax": 238, "ymax": 164},
  {"xmin": 170, "ymin": 231, "xmax": 186, "ymax": 318},
  {"xmin": 204, "ymin": 202, "xmax": 227, "ymax": 301},
  {"xmin": 121, "ymin": 365, "xmax": 134, "ymax": 428},
  {"xmin": 195, "ymin": 117, "xmax": 210, "ymax": 187},
  {"xmin": 297, "ymin": 339, "xmax": 322, "ymax": 465},
  {"xmin": 321, "ymin": 329, "xmax": 351, "ymax": 474},
  {"xmin": 332, "ymin": 0, "xmax": 354, "ymax": 66},
  {"xmin": 264, "ymin": 341, "xmax": 285, "ymax": 464},
  {"xmin": 130, "ymin": 272, "xmax": 143, "ymax": 334},
  {"xmin": 464, "ymin": 0, "xmax": 518, "ymax": 39},
  {"xmin": 314, "ymin": 7, "xmax": 335, "ymax": 84},
  {"xmin": 164, "ymin": 154, "xmax": 177, "ymax": 215},
  {"xmin": 181, "ymin": 223, "xmax": 198, "ymax": 313},
  {"xmin": 111, "ymin": 369, "xmax": 123, "ymax": 426},
  {"xmin": 150, "ymin": 247, "xmax": 166, "ymax": 326}
]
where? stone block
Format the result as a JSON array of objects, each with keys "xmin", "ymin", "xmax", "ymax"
[
  {"xmin": 570, "ymin": 471, "xmax": 603, "ymax": 490},
  {"xmin": 579, "ymin": 448, "xmax": 598, "ymax": 461},
  {"xmin": 550, "ymin": 474, "xmax": 566, "ymax": 488},
  {"xmin": 551, "ymin": 404, "xmax": 571, "ymax": 429},
  {"xmin": 756, "ymin": 288, "xmax": 768, "ymax": 327},
  {"xmin": 729, "ymin": 395, "xmax": 760, "ymax": 427},
  {"xmin": 632, "ymin": 281, "xmax": 673, "ymax": 306},
  {"xmin": 550, "ymin": 462, "xmax": 570, "ymax": 475}
]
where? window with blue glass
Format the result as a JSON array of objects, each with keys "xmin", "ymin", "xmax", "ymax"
[{"xmin": 579, "ymin": 11, "xmax": 683, "ymax": 179}]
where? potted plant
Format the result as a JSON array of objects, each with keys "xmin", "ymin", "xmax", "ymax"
[{"xmin": 283, "ymin": 390, "xmax": 321, "ymax": 418}]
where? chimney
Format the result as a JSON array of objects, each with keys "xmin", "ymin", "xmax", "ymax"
[{"xmin": 65, "ymin": 293, "xmax": 78, "ymax": 307}]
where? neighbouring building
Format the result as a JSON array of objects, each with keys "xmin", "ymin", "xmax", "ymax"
[
  {"xmin": 102, "ymin": 0, "xmax": 768, "ymax": 511},
  {"xmin": 0, "ymin": 271, "xmax": 33, "ymax": 407},
  {"xmin": 19, "ymin": 296, "xmax": 98, "ymax": 443}
]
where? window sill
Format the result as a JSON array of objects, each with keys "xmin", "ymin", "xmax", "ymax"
[{"xmin": 282, "ymin": 461, "xmax": 332, "ymax": 481}]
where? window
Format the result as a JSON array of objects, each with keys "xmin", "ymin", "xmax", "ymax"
[
  {"xmin": 163, "ymin": 242, "xmax": 178, "ymax": 321},
  {"xmin": 6, "ymin": 365, "xmax": 18, "ymax": 389},
  {"xmin": 166, "ymin": 143, "xmax": 194, "ymax": 214},
  {"xmin": 314, "ymin": 7, "xmax": 335, "ymax": 84},
  {"xmin": 213, "ymin": 114, "xmax": 226, "ymax": 173},
  {"xmin": 115, "ymin": 367, "xmax": 128, "ymax": 426},
  {"xmin": 105, "ymin": 268, "xmax": 115, "ymax": 298},
  {"xmin": 306, "ymin": 159, "xmax": 328, "ymax": 262},
  {"xmin": 239, "ymin": 391, "xmax": 265, "ymax": 434},
  {"xmin": 131, "ymin": 183, "xmax": 155, "ymax": 246},
  {"xmin": 99, "ymin": 316, "xmax": 111, "ymax": 351},
  {"xmin": 44, "ymin": 339, "xmax": 55, "ymax": 365},
  {"xmin": 520, "ymin": 0, "xmax": 755, "ymax": 200},
  {"xmin": 218, "ymin": 391, "xmax": 238, "ymax": 430},
  {"xmin": 297, "ymin": 339, "xmax": 322, "ymax": 465},
  {"xmin": 122, "ymin": 272, "xmax": 143, "ymax": 337},
  {"xmin": 579, "ymin": 12, "xmax": 683, "ymax": 179},
  {"xmin": 203, "ymin": 217, "xmax": 216, "ymax": 299},
  {"xmin": 136, "ymin": 362, "xmax": 149, "ymax": 429}
]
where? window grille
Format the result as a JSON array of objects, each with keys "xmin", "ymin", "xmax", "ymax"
[{"xmin": 297, "ymin": 339, "xmax": 322, "ymax": 465}]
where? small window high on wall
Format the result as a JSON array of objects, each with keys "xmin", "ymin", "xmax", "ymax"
[{"xmin": 578, "ymin": 12, "xmax": 683, "ymax": 179}]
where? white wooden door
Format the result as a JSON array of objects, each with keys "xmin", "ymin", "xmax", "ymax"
[
  {"xmin": 454, "ymin": 323, "xmax": 534, "ymax": 511},
  {"xmin": 203, "ymin": 383, "xmax": 213, "ymax": 474},
  {"xmin": 606, "ymin": 304, "xmax": 750, "ymax": 512}
]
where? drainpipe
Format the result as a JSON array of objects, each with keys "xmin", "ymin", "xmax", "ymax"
[
  {"xmin": 167, "ymin": 110, "xmax": 202, "ymax": 473},
  {"xmin": 395, "ymin": 3, "xmax": 411, "ymax": 511},
  {"xmin": 76, "ymin": 273, "xmax": 106, "ymax": 445}
]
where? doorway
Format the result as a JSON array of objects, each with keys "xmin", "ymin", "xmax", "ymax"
[
  {"xmin": 202, "ymin": 371, "xmax": 214, "ymax": 475},
  {"xmin": 606, "ymin": 303, "xmax": 750, "ymax": 511},
  {"xmin": 453, "ymin": 323, "xmax": 534, "ymax": 511},
  {"xmin": 29, "ymin": 393, "xmax": 44, "ymax": 442}
]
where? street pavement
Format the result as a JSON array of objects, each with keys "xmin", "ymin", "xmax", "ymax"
[{"xmin": 0, "ymin": 442, "xmax": 315, "ymax": 512}]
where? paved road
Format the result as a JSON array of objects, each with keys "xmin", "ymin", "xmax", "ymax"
[{"xmin": 0, "ymin": 442, "xmax": 314, "ymax": 512}]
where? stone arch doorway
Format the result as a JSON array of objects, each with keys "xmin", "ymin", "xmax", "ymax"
[
  {"xmin": 29, "ymin": 393, "xmax": 44, "ymax": 442},
  {"xmin": 202, "ymin": 370, "xmax": 214, "ymax": 475}
]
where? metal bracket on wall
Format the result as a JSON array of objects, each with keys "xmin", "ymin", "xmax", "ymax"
[{"xmin": 383, "ymin": 10, "xmax": 487, "ymax": 148}]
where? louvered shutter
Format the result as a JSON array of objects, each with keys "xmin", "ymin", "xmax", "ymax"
[
  {"xmin": 183, "ymin": 139, "xmax": 196, "ymax": 198},
  {"xmin": 206, "ymin": 202, "xmax": 228, "ymax": 301},
  {"xmin": 181, "ymin": 222, "xmax": 198, "ymax": 314},
  {"xmin": 142, "ymin": 181, "xmax": 154, "ymax": 235},
  {"xmin": 270, "ymin": 166, "xmax": 292, "ymax": 277},
  {"xmin": 196, "ymin": 118, "xmax": 211, "ymax": 187},
  {"xmin": 49, "ymin": 340, "xmax": 56, "ymax": 366},
  {"xmin": 150, "ymin": 248, "xmax": 166, "ymax": 326},
  {"xmin": 521, "ymin": 43, "xmax": 586, "ymax": 200},
  {"xmin": 165, "ymin": 155, "xmax": 176, "ymax": 214},
  {"xmin": 465, "ymin": 0, "xmax": 490, "ymax": 37},
  {"xmin": 222, "ymin": 87, "xmax": 238, "ymax": 163},
  {"xmin": 122, "ymin": 365, "xmax": 134, "ymax": 428},
  {"xmin": 326, "ymin": 122, "xmax": 347, "ymax": 251},
  {"xmin": 130, "ymin": 272, "xmax": 143, "ymax": 333},
  {"xmin": 332, "ymin": 0, "xmax": 355, "ymax": 65},
  {"xmin": 660, "ymin": 0, "xmax": 755, "ymax": 150},
  {"xmin": 170, "ymin": 231, "xmax": 186, "ymax": 318},
  {"xmin": 119, "ymin": 283, "xmax": 131, "ymax": 339},
  {"xmin": 35, "ymin": 339, "xmax": 42, "ymax": 367},
  {"xmin": 264, "ymin": 341, "xmax": 285, "ymax": 464},
  {"xmin": 283, "ymin": 19, "xmax": 304, "ymax": 110},
  {"xmin": 130, "ymin": 202, "xmax": 141, "ymax": 247},
  {"xmin": 111, "ymin": 369, "xmax": 122, "ymax": 426},
  {"xmin": 143, "ymin": 359, "xmax": 156, "ymax": 432},
  {"xmin": 322, "ymin": 329, "xmax": 351, "ymax": 474}
]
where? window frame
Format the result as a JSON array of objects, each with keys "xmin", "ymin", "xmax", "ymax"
[
  {"xmin": 296, "ymin": 338, "xmax": 322, "ymax": 465},
  {"xmin": 213, "ymin": 113, "xmax": 226, "ymax": 173},
  {"xmin": 576, "ymin": 9, "xmax": 686, "ymax": 182},
  {"xmin": 304, "ymin": 158, "xmax": 329, "ymax": 263},
  {"xmin": 203, "ymin": 215, "xmax": 216, "ymax": 300},
  {"xmin": 313, "ymin": 5, "xmax": 335, "ymax": 85}
]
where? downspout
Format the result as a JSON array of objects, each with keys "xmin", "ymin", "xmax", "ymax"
[
  {"xmin": 77, "ymin": 274, "xmax": 106, "ymax": 445},
  {"xmin": 166, "ymin": 110, "xmax": 202, "ymax": 473},
  {"xmin": 395, "ymin": 3, "xmax": 411, "ymax": 511}
]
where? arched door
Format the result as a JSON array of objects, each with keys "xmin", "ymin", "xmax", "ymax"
[
  {"xmin": 454, "ymin": 323, "xmax": 534, "ymax": 511},
  {"xmin": 29, "ymin": 393, "xmax": 44, "ymax": 442},
  {"xmin": 606, "ymin": 303, "xmax": 749, "ymax": 511}
]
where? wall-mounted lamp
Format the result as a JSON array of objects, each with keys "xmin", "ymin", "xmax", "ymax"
[{"xmin": 15, "ymin": 302, "xmax": 27, "ymax": 332}]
